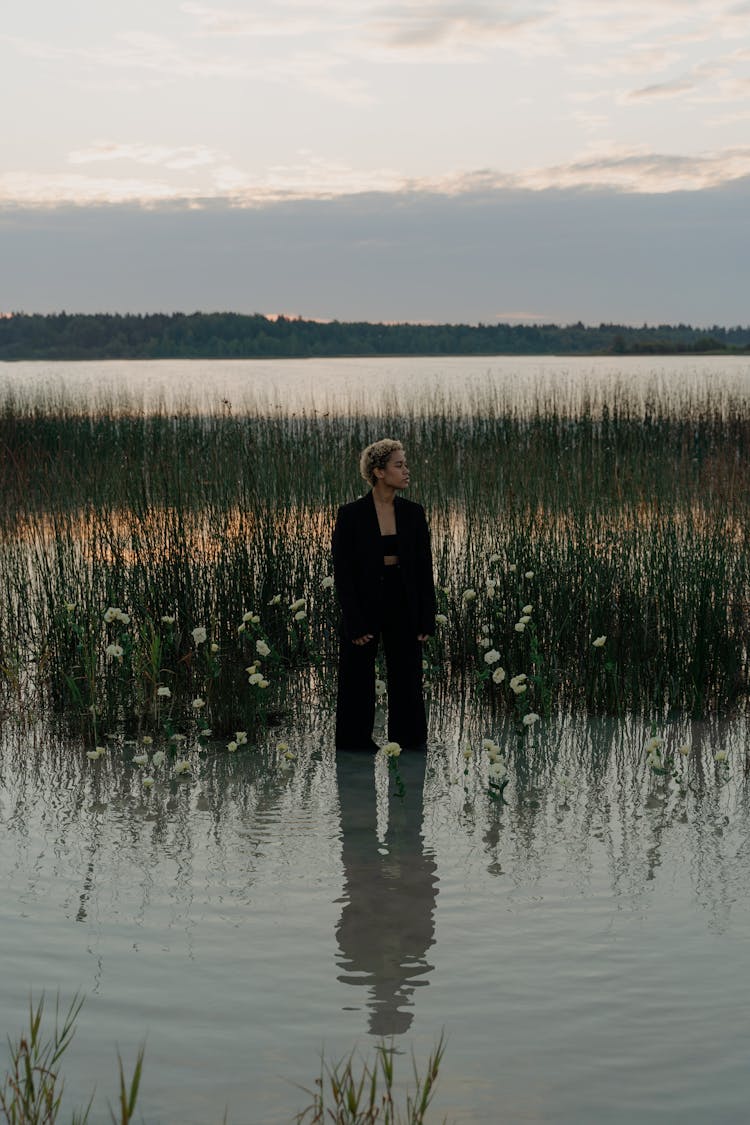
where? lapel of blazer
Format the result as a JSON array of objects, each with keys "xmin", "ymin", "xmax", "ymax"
[{"xmin": 362, "ymin": 490, "xmax": 382, "ymax": 552}]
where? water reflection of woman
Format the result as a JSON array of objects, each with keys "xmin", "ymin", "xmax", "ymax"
[
  {"xmin": 335, "ymin": 751, "xmax": 438, "ymax": 1035},
  {"xmin": 332, "ymin": 439, "xmax": 437, "ymax": 752}
]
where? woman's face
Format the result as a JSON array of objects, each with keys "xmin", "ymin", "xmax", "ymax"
[{"xmin": 376, "ymin": 448, "xmax": 410, "ymax": 490}]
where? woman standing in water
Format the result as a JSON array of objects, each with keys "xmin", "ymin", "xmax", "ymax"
[{"xmin": 332, "ymin": 439, "xmax": 436, "ymax": 751}]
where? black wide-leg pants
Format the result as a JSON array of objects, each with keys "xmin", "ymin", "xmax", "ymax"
[{"xmin": 335, "ymin": 567, "xmax": 427, "ymax": 750}]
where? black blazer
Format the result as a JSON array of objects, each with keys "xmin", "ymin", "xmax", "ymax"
[{"xmin": 332, "ymin": 491, "xmax": 437, "ymax": 642}]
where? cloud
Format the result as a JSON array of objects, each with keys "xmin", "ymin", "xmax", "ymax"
[
  {"xmin": 1, "ymin": 29, "xmax": 371, "ymax": 103},
  {"xmin": 4, "ymin": 143, "xmax": 750, "ymax": 207},
  {"xmin": 2, "ymin": 180, "xmax": 750, "ymax": 325},
  {"xmin": 68, "ymin": 144, "xmax": 226, "ymax": 171}
]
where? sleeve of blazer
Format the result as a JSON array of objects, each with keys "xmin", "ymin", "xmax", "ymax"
[
  {"xmin": 416, "ymin": 505, "xmax": 437, "ymax": 635},
  {"xmin": 332, "ymin": 504, "xmax": 369, "ymax": 641}
]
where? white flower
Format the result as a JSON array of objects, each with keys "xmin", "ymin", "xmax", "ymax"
[
  {"xmin": 462, "ymin": 588, "xmax": 476, "ymax": 604},
  {"xmin": 192, "ymin": 626, "xmax": 207, "ymax": 645},
  {"xmin": 268, "ymin": 594, "xmax": 282, "ymax": 605},
  {"xmin": 382, "ymin": 741, "xmax": 401, "ymax": 758},
  {"xmin": 151, "ymin": 750, "xmax": 166, "ymax": 767},
  {"xmin": 245, "ymin": 663, "xmax": 258, "ymax": 674},
  {"xmin": 482, "ymin": 738, "xmax": 499, "ymax": 752},
  {"xmin": 283, "ymin": 749, "xmax": 297, "ymax": 761},
  {"xmin": 462, "ymin": 746, "xmax": 472, "ymax": 761},
  {"xmin": 236, "ymin": 731, "xmax": 248, "ymax": 744},
  {"xmin": 103, "ymin": 607, "xmax": 120, "ymax": 623},
  {"xmin": 715, "ymin": 750, "xmax": 728, "ymax": 763},
  {"xmin": 289, "ymin": 598, "xmax": 306, "ymax": 613},
  {"xmin": 173, "ymin": 759, "xmax": 191, "ymax": 775},
  {"xmin": 514, "ymin": 622, "xmax": 526, "ymax": 633},
  {"xmin": 488, "ymin": 761, "xmax": 508, "ymax": 781},
  {"xmin": 489, "ymin": 553, "xmax": 501, "ymax": 564},
  {"xmin": 210, "ymin": 643, "xmax": 219, "ymax": 653},
  {"xmin": 256, "ymin": 639, "xmax": 270, "ymax": 657},
  {"xmin": 645, "ymin": 736, "xmax": 663, "ymax": 752},
  {"xmin": 294, "ymin": 610, "xmax": 307, "ymax": 621},
  {"xmin": 248, "ymin": 672, "xmax": 263, "ymax": 685},
  {"xmin": 142, "ymin": 736, "xmax": 153, "ymax": 745},
  {"xmin": 522, "ymin": 605, "xmax": 533, "ymax": 615},
  {"xmin": 492, "ymin": 666, "xmax": 506, "ymax": 684},
  {"xmin": 227, "ymin": 741, "xmax": 238, "ymax": 753},
  {"xmin": 678, "ymin": 743, "xmax": 691, "ymax": 756},
  {"xmin": 133, "ymin": 753, "xmax": 149, "ymax": 767},
  {"xmin": 258, "ymin": 679, "xmax": 269, "ymax": 689},
  {"xmin": 593, "ymin": 635, "xmax": 607, "ymax": 648},
  {"xmin": 142, "ymin": 777, "xmax": 155, "ymax": 789},
  {"xmin": 170, "ymin": 732, "xmax": 186, "ymax": 742},
  {"xmin": 242, "ymin": 611, "xmax": 255, "ymax": 623},
  {"xmin": 519, "ymin": 615, "xmax": 531, "ymax": 625},
  {"xmin": 322, "ymin": 576, "xmax": 334, "ymax": 589},
  {"xmin": 508, "ymin": 563, "xmax": 517, "ymax": 573},
  {"xmin": 481, "ymin": 623, "xmax": 490, "ymax": 634},
  {"xmin": 524, "ymin": 571, "xmax": 534, "ymax": 579},
  {"xmin": 435, "ymin": 613, "xmax": 448, "ymax": 625},
  {"xmin": 486, "ymin": 583, "xmax": 496, "ymax": 598},
  {"xmin": 237, "ymin": 623, "xmax": 246, "ymax": 633},
  {"xmin": 161, "ymin": 614, "xmax": 175, "ymax": 625},
  {"xmin": 484, "ymin": 649, "xmax": 501, "ymax": 665},
  {"xmin": 276, "ymin": 742, "xmax": 289, "ymax": 752},
  {"xmin": 157, "ymin": 685, "xmax": 171, "ymax": 698},
  {"xmin": 105, "ymin": 643, "xmax": 123, "ymax": 658},
  {"xmin": 86, "ymin": 748, "xmax": 103, "ymax": 761},
  {"xmin": 191, "ymin": 697, "xmax": 205, "ymax": 710},
  {"xmin": 478, "ymin": 637, "xmax": 491, "ymax": 649},
  {"xmin": 522, "ymin": 712, "xmax": 540, "ymax": 727},
  {"xmin": 510, "ymin": 681, "xmax": 527, "ymax": 695},
  {"xmin": 199, "ymin": 728, "xmax": 212, "ymax": 738},
  {"xmin": 375, "ymin": 678, "xmax": 387, "ymax": 697},
  {"xmin": 64, "ymin": 602, "xmax": 76, "ymax": 612}
]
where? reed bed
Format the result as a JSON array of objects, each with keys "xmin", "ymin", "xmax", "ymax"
[{"xmin": 2, "ymin": 379, "xmax": 750, "ymax": 734}]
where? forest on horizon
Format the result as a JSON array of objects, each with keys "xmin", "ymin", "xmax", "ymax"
[{"xmin": 1, "ymin": 311, "xmax": 749, "ymax": 360}]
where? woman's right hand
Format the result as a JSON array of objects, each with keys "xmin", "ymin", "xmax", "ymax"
[{"xmin": 352, "ymin": 634, "xmax": 374, "ymax": 646}]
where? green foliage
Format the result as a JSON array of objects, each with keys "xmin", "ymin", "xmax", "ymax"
[{"xmin": 0, "ymin": 312, "xmax": 748, "ymax": 360}]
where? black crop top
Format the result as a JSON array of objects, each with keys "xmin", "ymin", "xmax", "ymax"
[{"xmin": 381, "ymin": 533, "xmax": 399, "ymax": 554}]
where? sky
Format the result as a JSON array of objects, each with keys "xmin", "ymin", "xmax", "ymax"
[{"xmin": 2, "ymin": 0, "xmax": 750, "ymax": 324}]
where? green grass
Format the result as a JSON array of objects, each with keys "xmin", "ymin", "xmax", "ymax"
[{"xmin": 2, "ymin": 379, "xmax": 750, "ymax": 728}]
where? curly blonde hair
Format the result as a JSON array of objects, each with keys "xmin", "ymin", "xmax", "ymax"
[{"xmin": 359, "ymin": 439, "xmax": 404, "ymax": 486}]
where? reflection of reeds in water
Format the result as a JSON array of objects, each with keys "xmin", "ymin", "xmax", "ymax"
[{"xmin": 2, "ymin": 382, "xmax": 750, "ymax": 720}]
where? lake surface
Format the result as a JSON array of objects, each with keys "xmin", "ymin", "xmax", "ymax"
[
  {"xmin": 3, "ymin": 354, "xmax": 750, "ymax": 415},
  {"xmin": 3, "ymin": 709, "xmax": 750, "ymax": 1124},
  {"xmin": 4, "ymin": 356, "xmax": 750, "ymax": 1123}
]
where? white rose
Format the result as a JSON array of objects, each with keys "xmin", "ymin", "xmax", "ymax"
[
  {"xmin": 157, "ymin": 685, "xmax": 171, "ymax": 698},
  {"xmin": 256, "ymin": 639, "xmax": 271, "ymax": 657},
  {"xmin": 483, "ymin": 649, "xmax": 501, "ymax": 665},
  {"xmin": 435, "ymin": 613, "xmax": 448, "ymax": 625},
  {"xmin": 192, "ymin": 626, "xmax": 207, "ymax": 645},
  {"xmin": 492, "ymin": 666, "xmax": 506, "ymax": 684},
  {"xmin": 593, "ymin": 635, "xmax": 607, "ymax": 647},
  {"xmin": 522, "ymin": 712, "xmax": 540, "ymax": 727},
  {"xmin": 322, "ymin": 576, "xmax": 334, "ymax": 589}
]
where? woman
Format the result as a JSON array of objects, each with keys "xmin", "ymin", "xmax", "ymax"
[{"xmin": 332, "ymin": 439, "xmax": 436, "ymax": 751}]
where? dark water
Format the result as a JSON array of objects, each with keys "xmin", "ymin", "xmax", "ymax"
[{"xmin": 2, "ymin": 712, "xmax": 750, "ymax": 1123}]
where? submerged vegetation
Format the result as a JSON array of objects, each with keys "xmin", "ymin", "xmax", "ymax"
[{"xmin": 2, "ymin": 374, "xmax": 750, "ymax": 738}]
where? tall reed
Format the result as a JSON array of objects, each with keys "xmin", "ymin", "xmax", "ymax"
[{"xmin": 2, "ymin": 381, "xmax": 749, "ymax": 725}]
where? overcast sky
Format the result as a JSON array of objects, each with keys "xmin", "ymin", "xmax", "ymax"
[{"xmin": 2, "ymin": 0, "xmax": 749, "ymax": 323}]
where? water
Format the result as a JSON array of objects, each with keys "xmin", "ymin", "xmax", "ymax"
[
  {"xmin": 3, "ymin": 354, "xmax": 750, "ymax": 415},
  {"xmin": 4, "ymin": 356, "xmax": 750, "ymax": 1122},
  {"xmin": 3, "ymin": 712, "xmax": 750, "ymax": 1123}
]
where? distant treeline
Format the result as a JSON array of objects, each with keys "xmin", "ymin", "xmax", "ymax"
[{"xmin": 1, "ymin": 312, "xmax": 749, "ymax": 360}]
